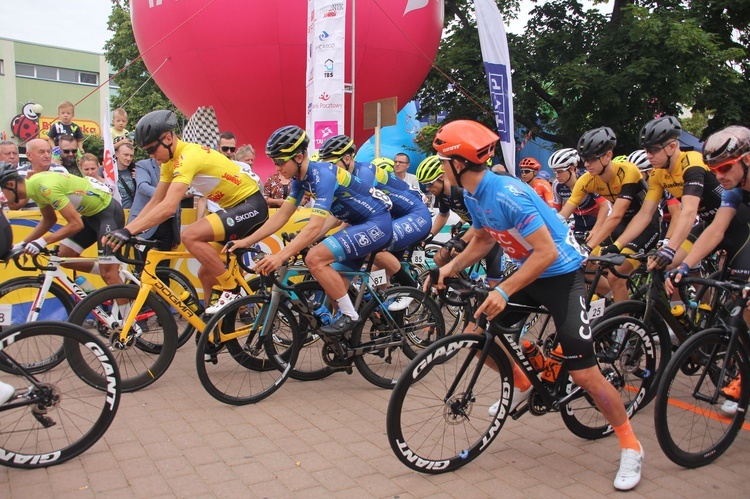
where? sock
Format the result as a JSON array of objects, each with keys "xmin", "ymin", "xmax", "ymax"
[
  {"xmin": 512, "ymin": 362, "xmax": 532, "ymax": 391},
  {"xmin": 613, "ymin": 419, "xmax": 640, "ymax": 451},
  {"xmin": 216, "ymin": 269, "xmax": 236, "ymax": 290},
  {"xmin": 336, "ymin": 294, "xmax": 359, "ymax": 321},
  {"xmin": 393, "ymin": 268, "xmax": 417, "ymax": 287}
]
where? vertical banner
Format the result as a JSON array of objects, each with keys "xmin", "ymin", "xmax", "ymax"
[
  {"xmin": 475, "ymin": 0, "xmax": 516, "ymax": 175},
  {"xmin": 306, "ymin": 0, "xmax": 346, "ymax": 155},
  {"xmin": 101, "ymin": 102, "xmax": 120, "ymax": 202}
]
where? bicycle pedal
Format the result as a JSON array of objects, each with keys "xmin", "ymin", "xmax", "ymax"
[
  {"xmin": 32, "ymin": 411, "xmax": 57, "ymax": 428},
  {"xmin": 203, "ymin": 354, "xmax": 218, "ymax": 365}
]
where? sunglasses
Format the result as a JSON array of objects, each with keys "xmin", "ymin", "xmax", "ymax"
[
  {"xmin": 708, "ymin": 158, "xmax": 738, "ymax": 174},
  {"xmin": 421, "ymin": 177, "xmax": 443, "ymax": 188},
  {"xmin": 272, "ymin": 156, "xmax": 291, "ymax": 166},
  {"xmin": 61, "ymin": 149, "xmax": 77, "ymax": 155},
  {"xmin": 581, "ymin": 154, "xmax": 604, "ymax": 163},
  {"xmin": 520, "ymin": 169, "xmax": 535, "ymax": 174},
  {"xmin": 221, "ymin": 146, "xmax": 236, "ymax": 153},
  {"xmin": 143, "ymin": 142, "xmax": 162, "ymax": 155},
  {"xmin": 644, "ymin": 141, "xmax": 676, "ymax": 155}
]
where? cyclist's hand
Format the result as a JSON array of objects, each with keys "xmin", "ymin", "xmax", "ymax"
[
  {"xmin": 253, "ymin": 253, "xmax": 284, "ymax": 275},
  {"xmin": 103, "ymin": 228, "xmax": 132, "ymax": 251},
  {"xmin": 649, "ymin": 246, "xmax": 676, "ymax": 270},
  {"xmin": 222, "ymin": 239, "xmax": 246, "ymax": 254},
  {"xmin": 476, "ymin": 287, "xmax": 507, "ymax": 321},
  {"xmin": 665, "ymin": 262, "xmax": 690, "ymax": 294},
  {"xmin": 600, "ymin": 243, "xmax": 620, "ymax": 255},
  {"xmin": 25, "ymin": 237, "xmax": 46, "ymax": 256},
  {"xmin": 12, "ymin": 241, "xmax": 26, "ymax": 252}
]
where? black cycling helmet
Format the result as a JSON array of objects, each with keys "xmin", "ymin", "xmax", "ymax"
[
  {"xmin": 318, "ymin": 134, "xmax": 355, "ymax": 162},
  {"xmin": 134, "ymin": 110, "xmax": 178, "ymax": 147},
  {"xmin": 639, "ymin": 116, "xmax": 682, "ymax": 148},
  {"xmin": 266, "ymin": 126, "xmax": 309, "ymax": 159},
  {"xmin": 577, "ymin": 127, "xmax": 617, "ymax": 157},
  {"xmin": 0, "ymin": 161, "xmax": 21, "ymax": 188}
]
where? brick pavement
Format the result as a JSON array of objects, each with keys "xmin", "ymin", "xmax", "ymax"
[{"xmin": 2, "ymin": 341, "xmax": 749, "ymax": 498}]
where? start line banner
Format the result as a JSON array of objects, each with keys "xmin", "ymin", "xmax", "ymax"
[{"xmin": 305, "ymin": 0, "xmax": 346, "ymax": 155}]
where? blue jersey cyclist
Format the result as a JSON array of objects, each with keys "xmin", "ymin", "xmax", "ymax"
[
  {"xmin": 429, "ymin": 120, "xmax": 643, "ymax": 492},
  {"xmin": 226, "ymin": 126, "xmax": 393, "ymax": 336},
  {"xmin": 318, "ymin": 135, "xmax": 431, "ymax": 293}
]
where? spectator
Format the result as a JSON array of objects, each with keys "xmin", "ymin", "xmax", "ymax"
[
  {"xmin": 0, "ymin": 140, "xmax": 20, "ymax": 167},
  {"xmin": 234, "ymin": 144, "xmax": 262, "ymax": 185},
  {"xmin": 58, "ymin": 135, "xmax": 83, "ymax": 177},
  {"xmin": 114, "ymin": 141, "xmax": 137, "ymax": 209},
  {"xmin": 79, "ymin": 153, "xmax": 107, "ymax": 184},
  {"xmin": 218, "ymin": 132, "xmax": 237, "ymax": 159},
  {"xmin": 129, "ymin": 157, "xmax": 181, "ymax": 251},
  {"xmin": 263, "ymin": 171, "xmax": 310, "ymax": 209},
  {"xmin": 46, "ymin": 101, "xmax": 84, "ymax": 152},
  {"xmin": 111, "ymin": 108, "xmax": 129, "ymax": 141},
  {"xmin": 393, "ymin": 152, "xmax": 420, "ymax": 191}
]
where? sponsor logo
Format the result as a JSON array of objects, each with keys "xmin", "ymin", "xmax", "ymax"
[
  {"xmin": 367, "ymin": 226, "xmax": 385, "ymax": 241},
  {"xmin": 207, "ymin": 191, "xmax": 225, "ymax": 203},
  {"xmin": 485, "ymin": 62, "xmax": 511, "ymax": 141},
  {"xmin": 235, "ymin": 210, "xmax": 260, "ymax": 223},
  {"xmin": 324, "ymin": 59, "xmax": 334, "ymax": 78},
  {"xmin": 315, "ymin": 42, "xmax": 336, "ymax": 50},
  {"xmin": 221, "ymin": 173, "xmax": 242, "ymax": 186},
  {"xmin": 354, "ymin": 232, "xmax": 371, "ymax": 247},
  {"xmin": 319, "ymin": 92, "xmax": 331, "ymax": 101},
  {"xmin": 319, "ymin": 31, "xmax": 329, "ymax": 41},
  {"xmin": 226, "ymin": 217, "xmax": 235, "ymax": 227},
  {"xmin": 39, "ymin": 185, "xmax": 50, "ymax": 196}
]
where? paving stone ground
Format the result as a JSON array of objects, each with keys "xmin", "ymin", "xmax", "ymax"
[{"xmin": 2, "ymin": 339, "xmax": 749, "ymax": 498}]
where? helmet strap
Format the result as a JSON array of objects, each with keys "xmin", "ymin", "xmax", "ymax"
[
  {"xmin": 741, "ymin": 160, "xmax": 748, "ymax": 188},
  {"xmin": 448, "ymin": 158, "xmax": 469, "ymax": 188},
  {"xmin": 293, "ymin": 153, "xmax": 303, "ymax": 180}
]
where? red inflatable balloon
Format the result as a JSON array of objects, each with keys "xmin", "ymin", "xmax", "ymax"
[{"xmin": 131, "ymin": 0, "xmax": 443, "ymax": 179}]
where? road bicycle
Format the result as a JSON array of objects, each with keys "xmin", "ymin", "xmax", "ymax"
[
  {"xmin": 386, "ymin": 273, "xmax": 656, "ymax": 473},
  {"xmin": 0, "ymin": 321, "xmax": 121, "ymax": 469},
  {"xmin": 653, "ymin": 275, "xmax": 750, "ymax": 468}
]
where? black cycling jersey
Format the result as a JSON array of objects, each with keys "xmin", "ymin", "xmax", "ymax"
[
  {"xmin": 553, "ymin": 180, "xmax": 601, "ymax": 230},
  {"xmin": 436, "ymin": 186, "xmax": 472, "ymax": 223}
]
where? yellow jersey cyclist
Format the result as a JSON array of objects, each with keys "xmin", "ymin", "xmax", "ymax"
[
  {"xmin": 559, "ymin": 127, "xmax": 659, "ymax": 301},
  {"xmin": 103, "ymin": 110, "xmax": 268, "ymax": 308},
  {"xmin": 615, "ymin": 116, "xmax": 750, "ymax": 271},
  {"xmin": 226, "ymin": 126, "xmax": 393, "ymax": 337},
  {"xmin": 0, "ymin": 164, "xmax": 125, "ymax": 287}
]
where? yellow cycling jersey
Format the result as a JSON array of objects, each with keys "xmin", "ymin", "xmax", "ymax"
[
  {"xmin": 567, "ymin": 161, "xmax": 644, "ymax": 206},
  {"xmin": 159, "ymin": 139, "xmax": 259, "ymax": 209},
  {"xmin": 645, "ymin": 151, "xmax": 708, "ymax": 202}
]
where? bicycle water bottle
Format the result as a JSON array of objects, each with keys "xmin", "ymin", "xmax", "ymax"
[
  {"xmin": 695, "ymin": 303, "xmax": 712, "ymax": 329},
  {"xmin": 670, "ymin": 304, "xmax": 693, "ymax": 331},
  {"xmin": 314, "ymin": 305, "xmax": 333, "ymax": 326},
  {"xmin": 541, "ymin": 345, "xmax": 564, "ymax": 383},
  {"xmin": 522, "ymin": 340, "xmax": 546, "ymax": 371},
  {"xmin": 179, "ymin": 291, "xmax": 201, "ymax": 314},
  {"xmin": 74, "ymin": 276, "xmax": 96, "ymax": 294}
]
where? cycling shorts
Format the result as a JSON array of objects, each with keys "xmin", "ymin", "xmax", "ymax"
[
  {"xmin": 597, "ymin": 216, "xmax": 659, "ymax": 269},
  {"xmin": 0, "ymin": 211, "xmax": 12, "ymax": 260},
  {"xmin": 206, "ymin": 191, "xmax": 268, "ymax": 243},
  {"xmin": 497, "ymin": 269, "xmax": 597, "ymax": 371},
  {"xmin": 62, "ymin": 199, "xmax": 125, "ymax": 254},
  {"xmin": 321, "ymin": 212, "xmax": 393, "ymax": 271},
  {"xmin": 389, "ymin": 205, "xmax": 432, "ymax": 253}
]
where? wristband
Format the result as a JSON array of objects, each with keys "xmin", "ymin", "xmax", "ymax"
[{"xmin": 494, "ymin": 286, "xmax": 509, "ymax": 302}]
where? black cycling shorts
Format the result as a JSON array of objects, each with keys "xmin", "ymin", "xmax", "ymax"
[
  {"xmin": 206, "ymin": 191, "xmax": 269, "ymax": 243},
  {"xmin": 62, "ymin": 200, "xmax": 125, "ymax": 254},
  {"xmin": 0, "ymin": 210, "xmax": 12, "ymax": 260}
]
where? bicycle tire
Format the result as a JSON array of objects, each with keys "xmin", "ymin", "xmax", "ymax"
[
  {"xmin": 195, "ymin": 295, "xmax": 299, "ymax": 405},
  {"xmin": 386, "ymin": 333, "xmax": 512, "ymax": 473},
  {"xmin": 154, "ymin": 267, "xmax": 200, "ymax": 350},
  {"xmin": 66, "ymin": 284, "xmax": 177, "ymax": 392},
  {"xmin": 560, "ymin": 315, "xmax": 657, "ymax": 439},
  {"xmin": 653, "ymin": 328, "xmax": 750, "ymax": 468},
  {"xmin": 352, "ymin": 286, "xmax": 444, "ymax": 388},
  {"xmin": 0, "ymin": 278, "xmax": 76, "ymax": 373},
  {"xmin": 0, "ymin": 321, "xmax": 120, "ymax": 469}
]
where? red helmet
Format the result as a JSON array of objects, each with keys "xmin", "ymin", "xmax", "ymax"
[
  {"xmin": 519, "ymin": 157, "xmax": 541, "ymax": 171},
  {"xmin": 433, "ymin": 120, "xmax": 499, "ymax": 164}
]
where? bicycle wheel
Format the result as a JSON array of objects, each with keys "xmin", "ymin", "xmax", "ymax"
[
  {"xmin": 560, "ymin": 316, "xmax": 657, "ymax": 439},
  {"xmin": 67, "ymin": 284, "xmax": 178, "ymax": 392},
  {"xmin": 353, "ymin": 287, "xmax": 444, "ymax": 388},
  {"xmin": 196, "ymin": 295, "xmax": 299, "ymax": 405},
  {"xmin": 0, "ymin": 278, "xmax": 75, "ymax": 373},
  {"xmin": 653, "ymin": 328, "xmax": 750, "ymax": 468},
  {"xmin": 154, "ymin": 267, "xmax": 200, "ymax": 350},
  {"xmin": 386, "ymin": 333, "xmax": 512, "ymax": 473},
  {"xmin": 0, "ymin": 322, "xmax": 120, "ymax": 469}
]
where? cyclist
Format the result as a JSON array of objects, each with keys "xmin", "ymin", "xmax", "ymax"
[
  {"xmin": 548, "ymin": 147, "xmax": 609, "ymax": 236},
  {"xmin": 518, "ymin": 157, "xmax": 555, "ymax": 208},
  {"xmin": 430, "ymin": 120, "xmax": 643, "ymax": 491},
  {"xmin": 614, "ymin": 116, "xmax": 746, "ymax": 272},
  {"xmin": 102, "ymin": 110, "xmax": 268, "ymax": 309},
  {"xmin": 318, "ymin": 135, "xmax": 430, "ymax": 297},
  {"xmin": 417, "ymin": 155, "xmax": 504, "ymax": 286},
  {"xmin": 372, "ymin": 157, "xmax": 395, "ymax": 173},
  {"xmin": 626, "ymin": 149, "xmax": 681, "ymax": 241},
  {"xmin": 0, "ymin": 163, "xmax": 125, "ymax": 287},
  {"xmin": 664, "ymin": 125, "xmax": 750, "ymax": 416},
  {"xmin": 559, "ymin": 127, "xmax": 659, "ymax": 302},
  {"xmin": 226, "ymin": 126, "xmax": 393, "ymax": 336}
]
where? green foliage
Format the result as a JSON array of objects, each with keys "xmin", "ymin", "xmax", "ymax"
[
  {"xmin": 413, "ymin": 124, "xmax": 440, "ymax": 156},
  {"xmin": 104, "ymin": 0, "xmax": 184, "ymax": 146},
  {"xmin": 681, "ymin": 110, "xmax": 712, "ymax": 138},
  {"xmin": 81, "ymin": 134, "xmax": 103, "ymax": 161}
]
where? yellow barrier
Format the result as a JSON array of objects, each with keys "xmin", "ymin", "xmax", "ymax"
[{"xmin": 3, "ymin": 207, "xmax": 320, "ymax": 293}]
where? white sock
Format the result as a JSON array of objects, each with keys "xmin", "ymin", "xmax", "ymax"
[{"xmin": 336, "ymin": 295, "xmax": 358, "ymax": 321}]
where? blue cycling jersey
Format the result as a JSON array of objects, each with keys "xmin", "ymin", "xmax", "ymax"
[
  {"xmin": 288, "ymin": 160, "xmax": 391, "ymax": 223},
  {"xmin": 351, "ymin": 161, "xmax": 425, "ymax": 218},
  {"xmin": 720, "ymin": 187, "xmax": 750, "ymax": 210},
  {"xmin": 464, "ymin": 172, "xmax": 584, "ymax": 277}
]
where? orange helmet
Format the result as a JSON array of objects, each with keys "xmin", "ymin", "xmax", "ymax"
[
  {"xmin": 432, "ymin": 120, "xmax": 499, "ymax": 164},
  {"xmin": 519, "ymin": 158, "xmax": 541, "ymax": 171}
]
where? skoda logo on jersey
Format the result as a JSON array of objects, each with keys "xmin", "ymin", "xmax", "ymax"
[
  {"xmin": 354, "ymin": 232, "xmax": 371, "ymax": 247},
  {"xmin": 226, "ymin": 217, "xmax": 235, "ymax": 227},
  {"xmin": 235, "ymin": 210, "xmax": 260, "ymax": 223}
]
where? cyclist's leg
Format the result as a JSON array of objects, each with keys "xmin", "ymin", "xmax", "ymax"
[
  {"xmin": 484, "ymin": 242, "xmax": 504, "ymax": 286},
  {"xmin": 610, "ymin": 219, "xmax": 659, "ymax": 301},
  {"xmin": 377, "ymin": 207, "xmax": 431, "ymax": 287}
]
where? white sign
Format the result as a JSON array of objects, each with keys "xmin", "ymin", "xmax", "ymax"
[
  {"xmin": 588, "ymin": 298, "xmax": 606, "ymax": 321},
  {"xmin": 0, "ymin": 304, "xmax": 12, "ymax": 326}
]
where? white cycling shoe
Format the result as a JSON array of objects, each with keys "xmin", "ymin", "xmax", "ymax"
[
  {"xmin": 205, "ymin": 289, "xmax": 245, "ymax": 315},
  {"xmin": 0, "ymin": 381, "xmax": 15, "ymax": 405},
  {"xmin": 614, "ymin": 443, "xmax": 643, "ymax": 491},
  {"xmin": 488, "ymin": 386, "xmax": 531, "ymax": 417}
]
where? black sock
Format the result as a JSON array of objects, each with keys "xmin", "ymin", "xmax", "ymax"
[{"xmin": 393, "ymin": 268, "xmax": 417, "ymax": 287}]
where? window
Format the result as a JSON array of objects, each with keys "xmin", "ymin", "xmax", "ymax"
[{"xmin": 15, "ymin": 62, "xmax": 99, "ymax": 86}]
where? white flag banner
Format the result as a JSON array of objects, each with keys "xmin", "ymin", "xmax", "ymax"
[
  {"xmin": 305, "ymin": 0, "xmax": 346, "ymax": 155},
  {"xmin": 475, "ymin": 0, "xmax": 515, "ymax": 175},
  {"xmin": 101, "ymin": 102, "xmax": 119, "ymax": 201}
]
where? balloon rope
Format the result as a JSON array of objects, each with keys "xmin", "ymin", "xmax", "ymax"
[
  {"xmin": 120, "ymin": 57, "xmax": 170, "ymax": 107},
  {"xmin": 370, "ymin": 0, "xmax": 494, "ymax": 119}
]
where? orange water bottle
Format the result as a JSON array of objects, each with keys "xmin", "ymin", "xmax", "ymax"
[
  {"xmin": 522, "ymin": 340, "xmax": 546, "ymax": 371},
  {"xmin": 541, "ymin": 345, "xmax": 564, "ymax": 382}
]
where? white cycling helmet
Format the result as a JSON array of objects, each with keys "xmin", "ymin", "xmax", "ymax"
[
  {"xmin": 627, "ymin": 150, "xmax": 653, "ymax": 172},
  {"xmin": 548, "ymin": 148, "xmax": 580, "ymax": 171}
]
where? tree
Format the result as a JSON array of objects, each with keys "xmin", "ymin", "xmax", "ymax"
[
  {"xmin": 416, "ymin": 0, "xmax": 749, "ymax": 155},
  {"xmin": 104, "ymin": 0, "xmax": 183, "ymax": 156}
]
